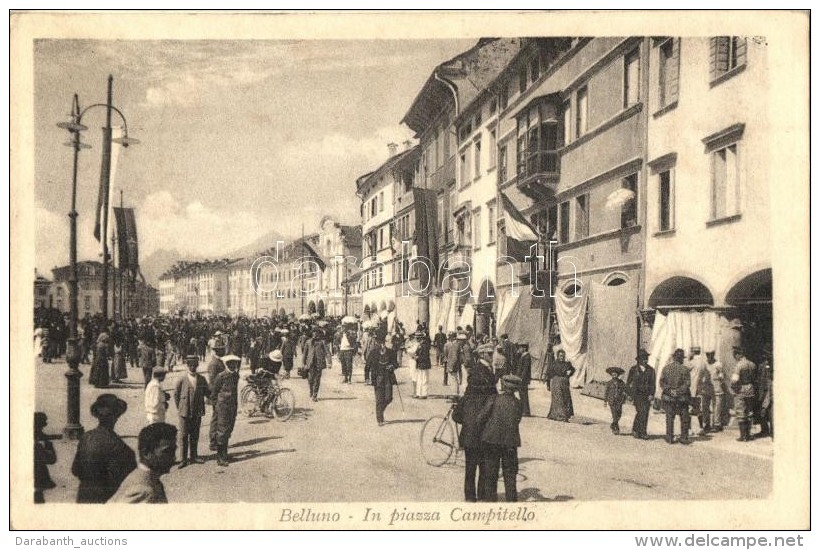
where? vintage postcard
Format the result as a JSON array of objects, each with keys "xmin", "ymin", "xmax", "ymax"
[{"xmin": 9, "ymin": 10, "xmax": 810, "ymax": 530}]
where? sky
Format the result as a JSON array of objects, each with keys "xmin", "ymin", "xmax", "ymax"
[{"xmin": 33, "ymin": 38, "xmax": 476, "ymax": 274}]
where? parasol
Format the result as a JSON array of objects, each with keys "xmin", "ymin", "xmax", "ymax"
[{"xmin": 605, "ymin": 188, "xmax": 636, "ymax": 211}]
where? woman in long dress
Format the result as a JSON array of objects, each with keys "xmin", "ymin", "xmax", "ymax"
[
  {"xmin": 547, "ymin": 350, "xmax": 576, "ymax": 421},
  {"xmin": 89, "ymin": 333, "xmax": 111, "ymax": 388}
]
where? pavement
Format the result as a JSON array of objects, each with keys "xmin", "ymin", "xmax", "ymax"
[{"xmin": 34, "ymin": 353, "xmax": 772, "ymax": 503}]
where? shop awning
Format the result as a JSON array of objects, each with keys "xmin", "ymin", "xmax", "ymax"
[{"xmin": 498, "ymin": 285, "xmax": 550, "ymax": 360}]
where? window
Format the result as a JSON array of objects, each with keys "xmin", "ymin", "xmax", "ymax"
[
  {"xmin": 621, "ymin": 174, "xmax": 639, "ymax": 229},
  {"xmin": 624, "ymin": 49, "xmax": 641, "ymax": 107},
  {"xmin": 459, "ymin": 151, "xmax": 469, "ymax": 187},
  {"xmin": 499, "ymin": 82, "xmax": 510, "ymax": 110},
  {"xmin": 658, "ymin": 169, "xmax": 675, "ymax": 231},
  {"xmin": 576, "ymin": 86, "xmax": 588, "ymax": 137},
  {"xmin": 575, "ymin": 194, "xmax": 589, "ymax": 240},
  {"xmin": 84, "ymin": 295, "xmax": 90, "ymax": 310},
  {"xmin": 710, "ymin": 37, "xmax": 747, "ymax": 82},
  {"xmin": 658, "ymin": 38, "xmax": 680, "ymax": 107},
  {"xmin": 519, "ymin": 69, "xmax": 528, "ymax": 94},
  {"xmin": 489, "ymin": 98, "xmax": 497, "ymax": 115},
  {"xmin": 473, "ymin": 208, "xmax": 482, "ymax": 250},
  {"xmin": 488, "ymin": 129, "xmax": 497, "ymax": 168},
  {"xmin": 377, "ymin": 266, "xmax": 383, "ymax": 286},
  {"xmin": 379, "ymin": 191, "xmax": 384, "ymax": 212},
  {"xmin": 370, "ymin": 196, "xmax": 377, "ymax": 217},
  {"xmin": 711, "ymin": 144, "xmax": 740, "ymax": 220},
  {"xmin": 530, "ymin": 54, "xmax": 540, "ymax": 82},
  {"xmin": 499, "ymin": 144, "xmax": 508, "ymax": 182},
  {"xmin": 487, "ymin": 202, "xmax": 496, "ymax": 243},
  {"xmin": 474, "ymin": 139, "xmax": 481, "ymax": 176},
  {"xmin": 475, "ymin": 110, "xmax": 482, "ymax": 127},
  {"xmin": 559, "ymin": 201, "xmax": 570, "ymax": 243},
  {"xmin": 562, "ymin": 100, "xmax": 572, "ymax": 145},
  {"xmin": 448, "ymin": 186, "xmax": 457, "ymax": 244}
]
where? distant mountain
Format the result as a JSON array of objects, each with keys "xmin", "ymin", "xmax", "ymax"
[
  {"xmin": 140, "ymin": 248, "xmax": 202, "ymax": 286},
  {"xmin": 227, "ymin": 229, "xmax": 289, "ymax": 258}
]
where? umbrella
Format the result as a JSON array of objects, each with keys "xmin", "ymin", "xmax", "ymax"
[
  {"xmin": 298, "ymin": 313, "xmax": 311, "ymax": 321},
  {"xmin": 605, "ymin": 188, "xmax": 636, "ymax": 211},
  {"xmin": 341, "ymin": 315, "xmax": 358, "ymax": 325},
  {"xmin": 316, "ymin": 320, "xmax": 329, "ymax": 327}
]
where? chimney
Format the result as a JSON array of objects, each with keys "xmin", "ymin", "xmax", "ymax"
[
  {"xmin": 387, "ymin": 142, "xmax": 399, "ymax": 157},
  {"xmin": 403, "ymin": 140, "xmax": 412, "ymax": 151}
]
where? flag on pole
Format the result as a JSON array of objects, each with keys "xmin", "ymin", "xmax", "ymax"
[
  {"xmin": 113, "ymin": 206, "xmax": 140, "ymax": 277},
  {"xmin": 94, "ymin": 126, "xmax": 124, "ymax": 244},
  {"xmin": 500, "ymin": 193, "xmax": 539, "ymax": 262}
]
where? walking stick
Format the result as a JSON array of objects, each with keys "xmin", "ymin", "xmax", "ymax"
[{"xmin": 394, "ymin": 369, "xmax": 405, "ymax": 413}]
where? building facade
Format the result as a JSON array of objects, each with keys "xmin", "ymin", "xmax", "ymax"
[{"xmin": 643, "ymin": 36, "xmax": 771, "ymax": 375}]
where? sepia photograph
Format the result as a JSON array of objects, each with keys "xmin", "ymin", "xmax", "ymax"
[{"xmin": 9, "ymin": 10, "xmax": 810, "ymax": 532}]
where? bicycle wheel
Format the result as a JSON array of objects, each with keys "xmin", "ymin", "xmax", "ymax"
[
  {"xmin": 269, "ymin": 388, "xmax": 295, "ymax": 421},
  {"xmin": 239, "ymin": 384, "xmax": 254, "ymax": 402},
  {"xmin": 241, "ymin": 388, "xmax": 261, "ymax": 417},
  {"xmin": 419, "ymin": 415, "xmax": 457, "ymax": 467}
]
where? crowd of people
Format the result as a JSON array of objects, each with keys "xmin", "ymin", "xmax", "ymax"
[{"xmin": 34, "ymin": 309, "xmax": 774, "ymax": 504}]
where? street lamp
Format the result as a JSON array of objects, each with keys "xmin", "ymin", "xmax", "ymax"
[{"xmin": 56, "ymin": 76, "xmax": 138, "ymax": 440}]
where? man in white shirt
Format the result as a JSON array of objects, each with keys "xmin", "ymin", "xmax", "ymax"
[{"xmin": 145, "ymin": 367, "xmax": 168, "ymax": 425}]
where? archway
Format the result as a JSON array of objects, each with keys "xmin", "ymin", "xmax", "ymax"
[
  {"xmin": 648, "ymin": 276, "xmax": 714, "ymax": 308},
  {"xmin": 476, "ymin": 279, "xmax": 496, "ymax": 336},
  {"xmin": 725, "ymin": 268, "xmax": 772, "ymax": 306}
]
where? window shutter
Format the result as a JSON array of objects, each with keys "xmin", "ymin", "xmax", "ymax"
[
  {"xmin": 669, "ymin": 38, "xmax": 680, "ymax": 102},
  {"xmin": 709, "ymin": 37, "xmax": 718, "ymax": 81},
  {"xmin": 734, "ymin": 37, "xmax": 747, "ymax": 67},
  {"xmin": 715, "ymin": 37, "xmax": 730, "ymax": 75}
]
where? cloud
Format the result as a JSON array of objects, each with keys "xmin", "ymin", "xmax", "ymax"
[
  {"xmin": 137, "ymin": 191, "xmax": 274, "ymax": 259},
  {"xmin": 35, "ymin": 205, "xmax": 103, "ymax": 276}
]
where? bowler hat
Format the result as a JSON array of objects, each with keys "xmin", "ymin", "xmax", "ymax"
[
  {"xmin": 606, "ymin": 366, "xmax": 625, "ymax": 376},
  {"xmin": 90, "ymin": 394, "xmax": 127, "ymax": 419}
]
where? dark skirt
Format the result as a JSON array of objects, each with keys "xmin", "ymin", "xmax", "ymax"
[
  {"xmin": 89, "ymin": 356, "xmax": 110, "ymax": 388},
  {"xmin": 548, "ymin": 376, "xmax": 574, "ymax": 421}
]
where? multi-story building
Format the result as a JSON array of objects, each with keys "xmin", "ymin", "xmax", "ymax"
[
  {"xmin": 643, "ymin": 36, "xmax": 771, "ymax": 373},
  {"xmin": 356, "ymin": 144, "xmax": 420, "ymax": 327},
  {"xmin": 253, "ymin": 237, "xmax": 325, "ymax": 317},
  {"xmin": 227, "ymin": 257, "xmax": 253, "ymax": 317},
  {"xmin": 483, "ymin": 37, "xmax": 651, "ymax": 386},
  {"xmin": 34, "ymin": 270, "xmax": 51, "ymax": 308},
  {"xmin": 49, "ymin": 260, "xmax": 159, "ymax": 318},
  {"xmin": 195, "ymin": 260, "xmax": 232, "ymax": 315},
  {"xmin": 158, "ymin": 271, "xmax": 175, "ymax": 315},
  {"xmin": 315, "ymin": 216, "xmax": 363, "ymax": 316},
  {"xmin": 402, "ymin": 38, "xmax": 522, "ymax": 335}
]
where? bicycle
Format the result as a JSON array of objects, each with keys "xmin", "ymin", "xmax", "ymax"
[
  {"xmin": 240, "ymin": 371, "xmax": 295, "ymax": 421},
  {"xmin": 419, "ymin": 395, "xmax": 461, "ymax": 466}
]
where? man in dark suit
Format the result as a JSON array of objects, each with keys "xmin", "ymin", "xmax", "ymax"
[
  {"xmin": 206, "ymin": 342, "xmax": 226, "ymax": 452},
  {"xmin": 626, "ymin": 349, "xmax": 656, "ymax": 440},
  {"xmin": 660, "ymin": 348, "xmax": 692, "ymax": 444},
  {"xmin": 174, "ymin": 354, "xmax": 210, "ymax": 468},
  {"xmin": 212, "ymin": 355, "xmax": 241, "ymax": 466},
  {"xmin": 515, "ymin": 343, "xmax": 532, "ymax": 417},
  {"xmin": 481, "ymin": 374, "xmax": 523, "ymax": 502},
  {"xmin": 452, "ymin": 357, "xmax": 496, "ymax": 502},
  {"xmin": 71, "ymin": 394, "xmax": 136, "ymax": 503},
  {"xmin": 306, "ymin": 330, "xmax": 330, "ymax": 401}
]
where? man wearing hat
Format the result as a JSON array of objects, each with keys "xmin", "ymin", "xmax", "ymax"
[
  {"xmin": 660, "ymin": 349, "xmax": 692, "ymax": 444},
  {"xmin": 730, "ymin": 346, "xmax": 757, "ymax": 442},
  {"xmin": 174, "ymin": 354, "xmax": 210, "ymax": 468},
  {"xmin": 626, "ymin": 350, "xmax": 656, "ymax": 440},
  {"xmin": 145, "ymin": 367, "xmax": 169, "ymax": 425},
  {"xmin": 138, "ymin": 336, "xmax": 157, "ymax": 388},
  {"xmin": 305, "ymin": 329, "xmax": 330, "ymax": 401},
  {"xmin": 212, "ymin": 355, "xmax": 241, "ymax": 466},
  {"xmin": 412, "ymin": 328, "xmax": 432, "ymax": 399},
  {"xmin": 756, "ymin": 346, "xmax": 773, "ymax": 439},
  {"xmin": 71, "ymin": 394, "xmax": 136, "ymax": 503},
  {"xmin": 280, "ymin": 330, "xmax": 296, "ymax": 379},
  {"xmin": 604, "ymin": 367, "xmax": 627, "ymax": 435},
  {"xmin": 481, "ymin": 374, "xmax": 524, "ymax": 502},
  {"xmin": 207, "ymin": 340, "xmax": 227, "ymax": 451},
  {"xmin": 367, "ymin": 335, "xmax": 399, "ymax": 426},
  {"xmin": 452, "ymin": 358, "xmax": 497, "ymax": 502}
]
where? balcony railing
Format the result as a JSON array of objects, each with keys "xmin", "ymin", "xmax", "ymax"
[{"xmin": 516, "ymin": 150, "xmax": 560, "ymax": 181}]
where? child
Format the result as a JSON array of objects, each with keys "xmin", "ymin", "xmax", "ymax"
[
  {"xmin": 604, "ymin": 367, "xmax": 627, "ymax": 435},
  {"xmin": 34, "ymin": 412, "xmax": 57, "ymax": 503}
]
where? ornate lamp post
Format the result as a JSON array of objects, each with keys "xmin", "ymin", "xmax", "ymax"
[{"xmin": 56, "ymin": 76, "xmax": 138, "ymax": 439}]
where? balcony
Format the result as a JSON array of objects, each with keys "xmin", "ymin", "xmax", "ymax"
[
  {"xmin": 446, "ymin": 245, "xmax": 473, "ymax": 279},
  {"xmin": 515, "ymin": 150, "xmax": 560, "ymax": 201}
]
